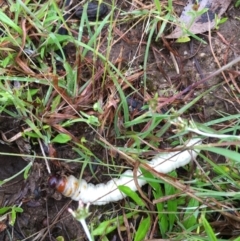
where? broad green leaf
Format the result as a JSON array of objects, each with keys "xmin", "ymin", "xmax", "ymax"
[
  {"xmin": 24, "ymin": 131, "xmax": 40, "ymax": 138},
  {"xmin": 141, "ymin": 169, "xmax": 159, "ymax": 190},
  {"xmin": 51, "ymin": 133, "xmax": 72, "ymax": 143},
  {"xmin": 153, "ymin": 186, "xmax": 168, "ymax": 237},
  {"xmin": 165, "ymin": 175, "xmax": 177, "ymax": 231},
  {"xmin": 236, "ymin": 0, "xmax": 240, "ymax": 7},
  {"xmin": 176, "ymin": 36, "xmax": 191, "ymax": 43},
  {"xmin": 0, "ymin": 207, "xmax": 11, "ymax": 215},
  {"xmin": 56, "ymin": 236, "xmax": 65, "ymax": 241},
  {"xmin": 134, "ymin": 215, "xmax": 150, "ymax": 241},
  {"xmin": 10, "ymin": 206, "xmax": 23, "ymax": 226},
  {"xmin": 93, "ymin": 212, "xmax": 137, "ymax": 236},
  {"xmin": 13, "ymin": 207, "xmax": 23, "ymax": 213},
  {"xmin": 118, "ymin": 185, "xmax": 145, "ymax": 206},
  {"xmin": 183, "ymin": 198, "xmax": 199, "ymax": 229},
  {"xmin": 101, "ymin": 237, "xmax": 109, "ymax": 241}
]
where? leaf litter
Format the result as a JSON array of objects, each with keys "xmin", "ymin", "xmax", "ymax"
[{"xmin": 165, "ymin": 0, "xmax": 232, "ymax": 38}]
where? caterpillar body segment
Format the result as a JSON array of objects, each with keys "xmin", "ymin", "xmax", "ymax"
[
  {"xmin": 151, "ymin": 138, "xmax": 201, "ymax": 173},
  {"xmin": 49, "ymin": 138, "xmax": 201, "ymax": 205}
]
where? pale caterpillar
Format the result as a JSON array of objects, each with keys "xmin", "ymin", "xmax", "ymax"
[{"xmin": 49, "ymin": 138, "xmax": 201, "ymax": 205}]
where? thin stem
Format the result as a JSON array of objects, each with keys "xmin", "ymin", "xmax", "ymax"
[{"xmin": 80, "ymin": 220, "xmax": 94, "ymax": 241}]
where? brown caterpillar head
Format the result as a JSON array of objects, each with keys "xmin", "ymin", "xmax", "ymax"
[{"xmin": 48, "ymin": 175, "xmax": 66, "ymax": 193}]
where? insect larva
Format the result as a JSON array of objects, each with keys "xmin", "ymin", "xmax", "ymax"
[{"xmin": 49, "ymin": 138, "xmax": 201, "ymax": 205}]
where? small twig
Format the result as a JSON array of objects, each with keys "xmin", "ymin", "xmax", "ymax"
[
  {"xmin": 38, "ymin": 139, "xmax": 51, "ymax": 174},
  {"xmin": 157, "ymin": 55, "xmax": 240, "ymax": 109}
]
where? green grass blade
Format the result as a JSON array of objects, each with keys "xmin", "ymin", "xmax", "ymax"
[
  {"xmin": 200, "ymin": 213, "xmax": 217, "ymax": 241},
  {"xmin": 199, "ymin": 146, "xmax": 240, "ymax": 163},
  {"xmin": 134, "ymin": 215, "xmax": 150, "ymax": 241},
  {"xmin": 0, "ymin": 10, "xmax": 22, "ymax": 34}
]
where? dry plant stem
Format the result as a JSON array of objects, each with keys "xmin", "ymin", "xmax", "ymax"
[
  {"xmin": 92, "ymin": 138, "xmax": 240, "ymax": 223},
  {"xmin": 38, "ymin": 139, "xmax": 51, "ymax": 174},
  {"xmin": 159, "ymin": 55, "xmax": 240, "ymax": 108},
  {"xmin": 209, "ymin": 26, "xmax": 240, "ymax": 105},
  {"xmin": 155, "ymin": 166, "xmax": 240, "ymax": 223},
  {"xmin": 54, "ymin": 138, "xmax": 201, "ymax": 205},
  {"xmin": 38, "ymin": 200, "xmax": 72, "ymax": 241}
]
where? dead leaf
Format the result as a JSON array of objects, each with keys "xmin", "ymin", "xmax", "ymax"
[
  {"xmin": 165, "ymin": 0, "xmax": 231, "ymax": 39},
  {"xmin": 0, "ymin": 222, "xmax": 7, "ymax": 233}
]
